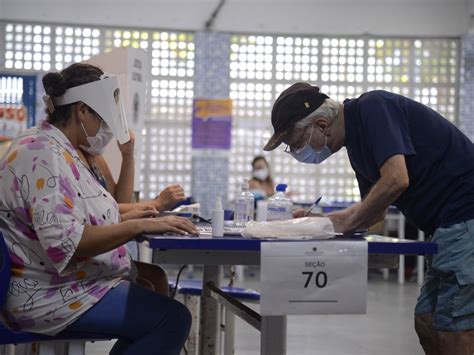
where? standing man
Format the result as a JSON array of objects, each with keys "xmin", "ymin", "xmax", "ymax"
[{"xmin": 263, "ymin": 83, "xmax": 474, "ymax": 355}]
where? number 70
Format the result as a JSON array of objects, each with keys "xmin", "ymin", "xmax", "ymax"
[{"xmin": 302, "ymin": 271, "xmax": 328, "ymax": 288}]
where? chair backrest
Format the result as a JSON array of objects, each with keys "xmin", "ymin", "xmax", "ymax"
[{"xmin": 0, "ymin": 232, "xmax": 11, "ymax": 309}]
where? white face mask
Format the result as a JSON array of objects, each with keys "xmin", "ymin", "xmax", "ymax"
[
  {"xmin": 253, "ymin": 168, "xmax": 269, "ymax": 181},
  {"xmin": 79, "ymin": 119, "xmax": 114, "ymax": 156}
]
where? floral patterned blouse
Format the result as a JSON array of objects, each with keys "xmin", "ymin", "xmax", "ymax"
[{"xmin": 0, "ymin": 121, "xmax": 131, "ymax": 335}]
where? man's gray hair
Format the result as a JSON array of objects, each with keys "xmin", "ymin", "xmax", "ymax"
[{"xmin": 295, "ymin": 98, "xmax": 340, "ymax": 129}]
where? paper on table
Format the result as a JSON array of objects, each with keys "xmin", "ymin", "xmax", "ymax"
[{"xmin": 242, "ymin": 217, "xmax": 339, "ymax": 240}]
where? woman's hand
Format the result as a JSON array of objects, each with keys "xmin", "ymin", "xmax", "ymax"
[
  {"xmin": 139, "ymin": 216, "xmax": 199, "ymax": 236},
  {"xmin": 153, "ymin": 184, "xmax": 186, "ymax": 211},
  {"xmin": 77, "ymin": 214, "xmax": 197, "ymax": 258},
  {"xmin": 121, "ymin": 205, "xmax": 160, "ymax": 221},
  {"xmin": 118, "ymin": 129, "xmax": 135, "ymax": 158}
]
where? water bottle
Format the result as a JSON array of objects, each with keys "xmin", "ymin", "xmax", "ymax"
[
  {"xmin": 234, "ymin": 179, "xmax": 255, "ymax": 227},
  {"xmin": 267, "ymin": 184, "xmax": 293, "ymax": 221}
]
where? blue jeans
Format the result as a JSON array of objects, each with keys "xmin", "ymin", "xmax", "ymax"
[
  {"xmin": 415, "ymin": 219, "xmax": 474, "ymax": 331},
  {"xmin": 60, "ymin": 281, "xmax": 191, "ymax": 355}
]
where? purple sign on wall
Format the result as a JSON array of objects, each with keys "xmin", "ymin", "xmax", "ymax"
[{"xmin": 192, "ymin": 98, "xmax": 232, "ymax": 149}]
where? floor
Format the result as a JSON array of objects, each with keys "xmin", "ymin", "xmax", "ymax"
[{"xmin": 86, "ymin": 274, "xmax": 425, "ymax": 355}]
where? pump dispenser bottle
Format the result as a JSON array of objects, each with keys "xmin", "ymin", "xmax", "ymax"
[{"xmin": 212, "ymin": 195, "xmax": 224, "ymax": 237}]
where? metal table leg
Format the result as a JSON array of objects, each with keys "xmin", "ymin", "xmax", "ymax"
[
  {"xmin": 397, "ymin": 214, "xmax": 405, "ymax": 285},
  {"xmin": 261, "ymin": 316, "xmax": 287, "ymax": 355},
  {"xmin": 198, "ymin": 265, "xmax": 223, "ymax": 355},
  {"xmin": 138, "ymin": 241, "xmax": 153, "ymax": 263},
  {"xmin": 223, "ymin": 306, "xmax": 235, "ymax": 355},
  {"xmin": 5, "ymin": 345, "xmax": 16, "ymax": 355},
  {"xmin": 417, "ymin": 230, "xmax": 425, "ymax": 286}
]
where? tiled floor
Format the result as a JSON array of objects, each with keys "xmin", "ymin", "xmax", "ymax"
[{"xmin": 86, "ymin": 278, "xmax": 424, "ymax": 355}]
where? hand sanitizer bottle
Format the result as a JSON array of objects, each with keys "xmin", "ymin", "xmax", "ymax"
[{"xmin": 212, "ymin": 195, "xmax": 224, "ymax": 237}]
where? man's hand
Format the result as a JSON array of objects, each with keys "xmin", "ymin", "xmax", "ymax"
[
  {"xmin": 154, "ymin": 184, "xmax": 186, "ymax": 212},
  {"xmin": 118, "ymin": 129, "xmax": 135, "ymax": 157},
  {"xmin": 294, "ymin": 207, "xmax": 350, "ymax": 234},
  {"xmin": 327, "ymin": 210, "xmax": 352, "ymax": 234},
  {"xmin": 293, "ymin": 209, "xmax": 323, "ymax": 218}
]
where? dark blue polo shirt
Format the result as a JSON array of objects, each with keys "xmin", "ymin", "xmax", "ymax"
[{"xmin": 344, "ymin": 90, "xmax": 474, "ymax": 236}]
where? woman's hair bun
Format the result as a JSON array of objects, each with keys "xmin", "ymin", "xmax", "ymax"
[{"xmin": 42, "ymin": 72, "xmax": 67, "ymax": 97}]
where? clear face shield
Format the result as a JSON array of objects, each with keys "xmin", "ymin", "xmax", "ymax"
[{"xmin": 52, "ymin": 74, "xmax": 130, "ymax": 144}]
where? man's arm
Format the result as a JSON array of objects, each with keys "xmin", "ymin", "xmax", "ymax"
[{"xmin": 328, "ymin": 154, "xmax": 409, "ymax": 233}]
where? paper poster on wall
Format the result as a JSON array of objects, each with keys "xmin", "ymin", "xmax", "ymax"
[
  {"xmin": 192, "ymin": 98, "xmax": 232, "ymax": 150},
  {"xmin": 0, "ymin": 75, "xmax": 36, "ymax": 141},
  {"xmin": 0, "ymin": 105, "xmax": 27, "ymax": 141}
]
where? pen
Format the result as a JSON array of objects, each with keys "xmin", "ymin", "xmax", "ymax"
[{"xmin": 304, "ymin": 196, "xmax": 322, "ymax": 216}]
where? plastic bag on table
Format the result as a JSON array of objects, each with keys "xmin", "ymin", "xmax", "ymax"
[{"xmin": 241, "ymin": 217, "xmax": 337, "ymax": 240}]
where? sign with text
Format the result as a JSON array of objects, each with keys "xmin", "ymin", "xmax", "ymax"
[
  {"xmin": 261, "ymin": 241, "xmax": 368, "ymax": 316},
  {"xmin": 192, "ymin": 98, "xmax": 232, "ymax": 149}
]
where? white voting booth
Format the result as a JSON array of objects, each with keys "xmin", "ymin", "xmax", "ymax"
[
  {"xmin": 85, "ymin": 48, "xmax": 149, "ymax": 261},
  {"xmin": 84, "ymin": 47, "xmax": 149, "ymax": 193}
]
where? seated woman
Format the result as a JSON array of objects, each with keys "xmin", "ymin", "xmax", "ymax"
[
  {"xmin": 0, "ymin": 63, "xmax": 197, "ymax": 355},
  {"xmin": 249, "ymin": 155, "xmax": 275, "ymax": 198},
  {"xmin": 83, "ymin": 128, "xmax": 186, "ymax": 293},
  {"xmin": 85, "ymin": 130, "xmax": 186, "ymax": 212}
]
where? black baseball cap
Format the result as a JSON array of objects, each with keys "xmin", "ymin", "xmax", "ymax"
[{"xmin": 263, "ymin": 83, "xmax": 329, "ymax": 151}]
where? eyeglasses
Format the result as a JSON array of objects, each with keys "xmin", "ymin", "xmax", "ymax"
[{"xmin": 284, "ymin": 142, "xmax": 305, "ymax": 154}]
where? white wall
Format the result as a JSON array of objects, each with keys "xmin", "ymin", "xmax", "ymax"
[{"xmin": 0, "ymin": 0, "xmax": 471, "ymax": 36}]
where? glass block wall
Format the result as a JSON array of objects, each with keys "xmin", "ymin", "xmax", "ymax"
[
  {"xmin": 228, "ymin": 34, "xmax": 459, "ymax": 202},
  {"xmin": 0, "ymin": 21, "xmax": 461, "ymax": 204},
  {"xmin": 460, "ymin": 33, "xmax": 474, "ymax": 142},
  {"xmin": 0, "ymin": 21, "xmax": 195, "ymax": 201}
]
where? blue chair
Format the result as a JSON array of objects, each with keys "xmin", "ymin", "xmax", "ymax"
[
  {"xmin": 0, "ymin": 232, "xmax": 113, "ymax": 355},
  {"xmin": 169, "ymin": 279, "xmax": 260, "ymax": 355}
]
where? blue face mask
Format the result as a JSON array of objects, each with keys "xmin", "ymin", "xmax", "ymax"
[{"xmin": 288, "ymin": 126, "xmax": 332, "ymax": 164}]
